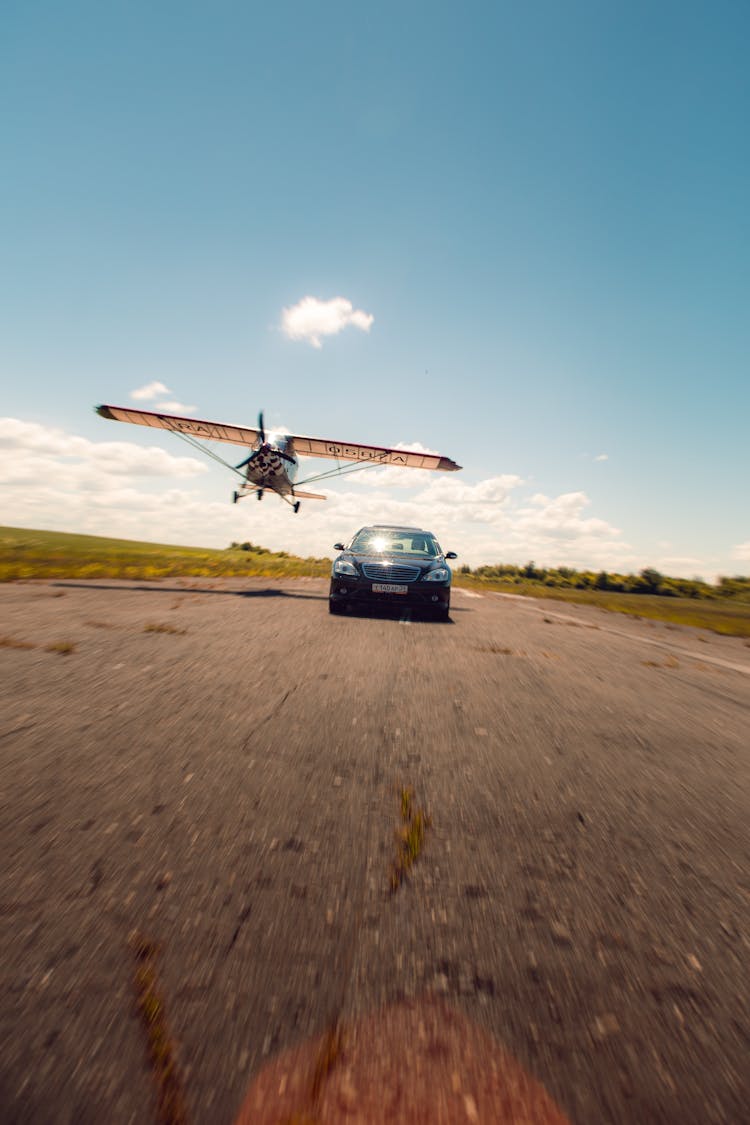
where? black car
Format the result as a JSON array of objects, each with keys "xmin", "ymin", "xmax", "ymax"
[{"xmin": 329, "ymin": 525, "xmax": 457, "ymax": 619}]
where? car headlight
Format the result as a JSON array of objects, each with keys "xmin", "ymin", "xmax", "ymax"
[
  {"xmin": 423, "ymin": 566, "xmax": 450, "ymax": 582},
  {"xmin": 333, "ymin": 559, "xmax": 358, "ymax": 577}
]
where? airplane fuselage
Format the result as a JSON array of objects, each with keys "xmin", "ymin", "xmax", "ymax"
[{"xmin": 239, "ymin": 440, "xmax": 298, "ymax": 498}]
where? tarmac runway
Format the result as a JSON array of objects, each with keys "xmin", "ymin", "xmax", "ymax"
[{"xmin": 1, "ymin": 577, "xmax": 748, "ymax": 1123}]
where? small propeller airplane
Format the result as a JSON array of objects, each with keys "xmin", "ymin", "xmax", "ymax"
[{"xmin": 95, "ymin": 404, "xmax": 462, "ymax": 512}]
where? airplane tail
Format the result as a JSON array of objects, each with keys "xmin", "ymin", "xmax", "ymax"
[{"xmin": 292, "ymin": 489, "xmax": 327, "ymax": 501}]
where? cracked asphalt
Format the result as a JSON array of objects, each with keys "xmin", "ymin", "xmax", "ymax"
[{"xmin": 1, "ymin": 577, "xmax": 748, "ymax": 1123}]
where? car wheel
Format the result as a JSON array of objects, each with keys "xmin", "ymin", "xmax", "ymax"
[{"xmin": 329, "ymin": 600, "xmax": 345, "ymax": 614}]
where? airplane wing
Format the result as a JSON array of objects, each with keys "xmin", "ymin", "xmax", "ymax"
[
  {"xmin": 288, "ymin": 434, "xmax": 461, "ymax": 472},
  {"xmin": 96, "ymin": 405, "xmax": 461, "ymax": 471},
  {"xmin": 95, "ymin": 405, "xmax": 260, "ymax": 448}
]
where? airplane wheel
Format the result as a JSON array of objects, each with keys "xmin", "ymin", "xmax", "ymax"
[
  {"xmin": 232, "ymin": 491, "xmax": 239, "ymax": 504},
  {"xmin": 293, "ymin": 502, "xmax": 301, "ymax": 513},
  {"xmin": 257, "ymin": 490, "xmax": 263, "ymax": 501}
]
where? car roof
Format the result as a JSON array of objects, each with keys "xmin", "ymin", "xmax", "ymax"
[{"xmin": 357, "ymin": 525, "xmax": 432, "ymax": 534}]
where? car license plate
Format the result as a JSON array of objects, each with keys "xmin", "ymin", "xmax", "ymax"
[{"xmin": 372, "ymin": 583, "xmax": 408, "ymax": 595}]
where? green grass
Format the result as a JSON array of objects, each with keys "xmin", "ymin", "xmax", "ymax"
[
  {"xmin": 0, "ymin": 526, "xmax": 331, "ymax": 582},
  {"xmin": 452, "ymin": 574, "xmax": 750, "ymax": 637}
]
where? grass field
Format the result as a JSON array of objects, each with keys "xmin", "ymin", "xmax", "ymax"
[
  {"xmin": 451, "ymin": 573, "xmax": 750, "ymax": 637},
  {"xmin": 2, "ymin": 526, "xmax": 749, "ymax": 638},
  {"xmin": 0, "ymin": 526, "xmax": 331, "ymax": 582}
]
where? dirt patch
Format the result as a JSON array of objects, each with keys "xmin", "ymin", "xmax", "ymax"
[{"xmin": 234, "ymin": 997, "xmax": 570, "ymax": 1124}]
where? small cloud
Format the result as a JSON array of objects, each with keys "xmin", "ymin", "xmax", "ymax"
[
  {"xmin": 656, "ymin": 555, "xmax": 707, "ymax": 572},
  {"xmin": 154, "ymin": 401, "xmax": 197, "ymax": 415},
  {"xmin": 395, "ymin": 440, "xmax": 440, "ymax": 456},
  {"xmin": 281, "ymin": 296, "xmax": 374, "ymax": 349},
  {"xmin": 730, "ymin": 541, "xmax": 750, "ymax": 564},
  {"xmin": 131, "ymin": 381, "xmax": 171, "ymax": 401},
  {"xmin": 594, "ymin": 453, "xmax": 609, "ymax": 462}
]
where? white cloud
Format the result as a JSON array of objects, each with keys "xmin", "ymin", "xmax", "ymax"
[
  {"xmin": 654, "ymin": 555, "xmax": 709, "ymax": 576},
  {"xmin": 0, "ymin": 416, "xmax": 629, "ymax": 568},
  {"xmin": 130, "ymin": 381, "xmax": 172, "ymax": 401},
  {"xmin": 730, "ymin": 541, "xmax": 750, "ymax": 565},
  {"xmin": 398, "ymin": 441, "xmax": 440, "ymax": 455},
  {"xmin": 0, "ymin": 418, "xmax": 630, "ymax": 567},
  {"xmin": 154, "ymin": 401, "xmax": 198, "ymax": 415},
  {"xmin": 594, "ymin": 453, "xmax": 609, "ymax": 462},
  {"xmin": 6, "ymin": 416, "xmax": 730, "ymax": 578},
  {"xmin": 309, "ymin": 482, "xmax": 628, "ymax": 569},
  {"xmin": 0, "ymin": 418, "xmax": 208, "ymax": 487},
  {"xmin": 332, "ymin": 442, "xmax": 453, "ymax": 490},
  {"xmin": 280, "ymin": 296, "xmax": 374, "ymax": 349}
]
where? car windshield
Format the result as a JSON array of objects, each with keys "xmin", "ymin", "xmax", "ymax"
[{"xmin": 350, "ymin": 530, "xmax": 440, "ymax": 558}]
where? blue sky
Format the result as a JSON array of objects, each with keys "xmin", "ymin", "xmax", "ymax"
[{"xmin": 1, "ymin": 1, "xmax": 748, "ymax": 576}]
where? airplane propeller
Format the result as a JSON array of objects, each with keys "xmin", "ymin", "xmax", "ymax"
[{"xmin": 235, "ymin": 410, "xmax": 294, "ymax": 469}]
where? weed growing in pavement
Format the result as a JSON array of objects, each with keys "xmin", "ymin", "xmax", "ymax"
[
  {"xmin": 44, "ymin": 641, "xmax": 76, "ymax": 654},
  {"xmin": 130, "ymin": 932, "xmax": 189, "ymax": 1125},
  {"xmin": 391, "ymin": 785, "xmax": 432, "ymax": 893},
  {"xmin": 144, "ymin": 623, "xmax": 187, "ymax": 635},
  {"xmin": 0, "ymin": 635, "xmax": 36, "ymax": 649}
]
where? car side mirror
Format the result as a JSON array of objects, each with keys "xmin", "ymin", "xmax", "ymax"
[
  {"xmin": 445, "ymin": 551, "xmax": 458, "ymax": 560},
  {"xmin": 333, "ymin": 542, "xmax": 345, "ymax": 551}
]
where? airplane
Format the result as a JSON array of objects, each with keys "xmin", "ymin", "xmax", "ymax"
[{"xmin": 95, "ymin": 404, "xmax": 462, "ymax": 512}]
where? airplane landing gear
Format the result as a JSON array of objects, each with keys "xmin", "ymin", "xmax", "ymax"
[
  {"xmin": 293, "ymin": 501, "xmax": 301, "ymax": 513},
  {"xmin": 257, "ymin": 489, "xmax": 264, "ymax": 501},
  {"xmin": 232, "ymin": 490, "xmax": 239, "ymax": 504}
]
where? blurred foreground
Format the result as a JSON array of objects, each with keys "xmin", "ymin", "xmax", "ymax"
[{"xmin": 1, "ymin": 577, "xmax": 748, "ymax": 1123}]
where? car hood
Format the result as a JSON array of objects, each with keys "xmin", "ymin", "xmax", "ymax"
[{"xmin": 343, "ymin": 552, "xmax": 446, "ymax": 576}]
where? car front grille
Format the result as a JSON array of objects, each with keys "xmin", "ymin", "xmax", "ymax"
[{"xmin": 362, "ymin": 563, "xmax": 420, "ymax": 582}]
